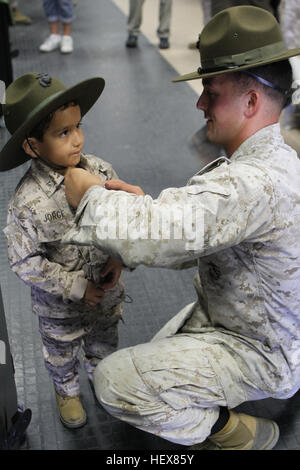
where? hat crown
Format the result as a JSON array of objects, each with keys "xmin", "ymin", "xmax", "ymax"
[
  {"xmin": 4, "ymin": 73, "xmax": 66, "ymax": 134},
  {"xmin": 199, "ymin": 6, "xmax": 283, "ymax": 69}
]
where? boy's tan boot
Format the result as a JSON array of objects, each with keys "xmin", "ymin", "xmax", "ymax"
[
  {"xmin": 190, "ymin": 410, "xmax": 279, "ymax": 450},
  {"xmin": 55, "ymin": 393, "xmax": 87, "ymax": 429}
]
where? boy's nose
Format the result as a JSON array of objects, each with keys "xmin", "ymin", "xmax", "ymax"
[{"xmin": 73, "ymin": 128, "xmax": 83, "ymax": 147}]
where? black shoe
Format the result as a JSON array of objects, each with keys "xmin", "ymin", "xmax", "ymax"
[
  {"xmin": 159, "ymin": 38, "xmax": 170, "ymax": 49},
  {"xmin": 126, "ymin": 35, "xmax": 138, "ymax": 48}
]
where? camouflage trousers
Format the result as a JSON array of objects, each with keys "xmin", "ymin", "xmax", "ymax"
[
  {"xmin": 38, "ymin": 304, "xmax": 122, "ymax": 397},
  {"xmin": 93, "ymin": 303, "xmax": 271, "ymax": 446},
  {"xmin": 94, "ymin": 334, "xmax": 224, "ymax": 445}
]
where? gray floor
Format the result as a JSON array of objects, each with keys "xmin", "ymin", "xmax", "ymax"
[{"xmin": 1, "ymin": 0, "xmax": 300, "ymax": 451}]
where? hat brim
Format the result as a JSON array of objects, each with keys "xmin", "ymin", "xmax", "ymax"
[
  {"xmin": 0, "ymin": 77, "xmax": 105, "ymax": 171},
  {"xmin": 172, "ymin": 47, "xmax": 300, "ymax": 83}
]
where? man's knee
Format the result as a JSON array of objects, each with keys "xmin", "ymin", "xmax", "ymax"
[
  {"xmin": 93, "ymin": 347, "xmax": 137, "ymax": 408},
  {"xmin": 93, "ymin": 345, "xmax": 157, "ymax": 418}
]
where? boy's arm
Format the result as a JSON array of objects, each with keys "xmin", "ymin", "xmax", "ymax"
[{"xmin": 4, "ymin": 205, "xmax": 88, "ymax": 303}]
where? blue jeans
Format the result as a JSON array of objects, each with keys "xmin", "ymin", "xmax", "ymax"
[{"xmin": 43, "ymin": 0, "xmax": 73, "ymax": 24}]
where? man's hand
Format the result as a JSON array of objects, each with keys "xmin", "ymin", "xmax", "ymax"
[
  {"xmin": 100, "ymin": 257, "xmax": 123, "ymax": 289},
  {"xmin": 64, "ymin": 167, "xmax": 105, "ymax": 208},
  {"xmin": 83, "ymin": 280, "xmax": 105, "ymax": 307},
  {"xmin": 105, "ymin": 179, "xmax": 145, "ymax": 196}
]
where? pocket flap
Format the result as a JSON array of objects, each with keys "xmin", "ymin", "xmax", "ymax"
[{"xmin": 187, "ymin": 167, "xmax": 231, "ymax": 197}]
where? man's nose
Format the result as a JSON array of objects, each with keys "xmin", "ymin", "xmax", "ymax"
[{"xmin": 197, "ymin": 93, "xmax": 206, "ymax": 111}]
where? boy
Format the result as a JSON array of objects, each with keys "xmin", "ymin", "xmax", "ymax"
[{"xmin": 0, "ymin": 73, "xmax": 125, "ymax": 428}]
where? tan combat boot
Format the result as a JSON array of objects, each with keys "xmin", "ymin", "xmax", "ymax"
[
  {"xmin": 190, "ymin": 410, "xmax": 279, "ymax": 450},
  {"xmin": 12, "ymin": 8, "xmax": 32, "ymax": 25},
  {"xmin": 55, "ymin": 393, "xmax": 87, "ymax": 429}
]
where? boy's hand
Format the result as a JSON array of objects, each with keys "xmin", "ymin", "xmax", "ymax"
[
  {"xmin": 64, "ymin": 167, "xmax": 105, "ymax": 208},
  {"xmin": 105, "ymin": 179, "xmax": 145, "ymax": 196},
  {"xmin": 100, "ymin": 257, "xmax": 123, "ymax": 289},
  {"xmin": 83, "ymin": 280, "xmax": 105, "ymax": 307}
]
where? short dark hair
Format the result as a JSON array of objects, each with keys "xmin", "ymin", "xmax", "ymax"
[
  {"xmin": 231, "ymin": 60, "xmax": 293, "ymax": 109},
  {"xmin": 28, "ymin": 100, "xmax": 79, "ymax": 141}
]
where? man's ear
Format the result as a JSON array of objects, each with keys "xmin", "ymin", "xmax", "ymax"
[
  {"xmin": 22, "ymin": 137, "xmax": 39, "ymax": 158},
  {"xmin": 244, "ymin": 90, "xmax": 260, "ymax": 118}
]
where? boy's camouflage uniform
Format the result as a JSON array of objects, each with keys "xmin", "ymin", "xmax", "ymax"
[
  {"xmin": 64, "ymin": 124, "xmax": 300, "ymax": 444},
  {"xmin": 4, "ymin": 154, "xmax": 124, "ymax": 397}
]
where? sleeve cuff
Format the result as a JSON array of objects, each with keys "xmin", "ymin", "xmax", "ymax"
[{"xmin": 68, "ymin": 273, "xmax": 88, "ymax": 302}]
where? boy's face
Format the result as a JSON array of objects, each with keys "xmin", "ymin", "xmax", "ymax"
[{"xmin": 29, "ymin": 104, "xmax": 84, "ymax": 171}]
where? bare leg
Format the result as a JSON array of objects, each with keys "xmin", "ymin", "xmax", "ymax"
[{"xmin": 49, "ymin": 21, "xmax": 60, "ymax": 34}]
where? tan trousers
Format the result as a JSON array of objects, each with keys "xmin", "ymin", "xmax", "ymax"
[
  {"xmin": 94, "ymin": 335, "xmax": 223, "ymax": 445},
  {"xmin": 127, "ymin": 0, "xmax": 172, "ymax": 39}
]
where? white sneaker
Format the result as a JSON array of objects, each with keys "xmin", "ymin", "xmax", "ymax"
[
  {"xmin": 39, "ymin": 34, "xmax": 61, "ymax": 52},
  {"xmin": 60, "ymin": 35, "xmax": 74, "ymax": 54}
]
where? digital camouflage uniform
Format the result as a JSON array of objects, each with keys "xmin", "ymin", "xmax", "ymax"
[
  {"xmin": 4, "ymin": 154, "xmax": 124, "ymax": 397},
  {"xmin": 279, "ymin": 0, "xmax": 300, "ymax": 51},
  {"xmin": 64, "ymin": 124, "xmax": 300, "ymax": 444},
  {"xmin": 279, "ymin": 0, "xmax": 300, "ymax": 84}
]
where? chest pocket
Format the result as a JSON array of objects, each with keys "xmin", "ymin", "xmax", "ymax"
[
  {"xmin": 186, "ymin": 165, "xmax": 231, "ymax": 198},
  {"xmin": 35, "ymin": 219, "xmax": 81, "ymax": 266},
  {"xmin": 36, "ymin": 219, "xmax": 72, "ymax": 243}
]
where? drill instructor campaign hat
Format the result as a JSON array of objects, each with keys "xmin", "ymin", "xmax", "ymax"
[
  {"xmin": 0, "ymin": 73, "xmax": 105, "ymax": 171},
  {"xmin": 173, "ymin": 5, "xmax": 300, "ymax": 82}
]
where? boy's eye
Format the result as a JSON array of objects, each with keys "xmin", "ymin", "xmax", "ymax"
[{"xmin": 60, "ymin": 129, "xmax": 68, "ymax": 137}]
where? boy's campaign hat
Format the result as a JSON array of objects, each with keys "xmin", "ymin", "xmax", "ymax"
[
  {"xmin": 0, "ymin": 73, "xmax": 105, "ymax": 171},
  {"xmin": 173, "ymin": 6, "xmax": 300, "ymax": 82}
]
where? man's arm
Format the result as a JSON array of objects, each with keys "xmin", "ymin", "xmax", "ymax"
[
  {"xmin": 62, "ymin": 162, "xmax": 275, "ymax": 270},
  {"xmin": 64, "ymin": 168, "xmax": 145, "ymax": 208}
]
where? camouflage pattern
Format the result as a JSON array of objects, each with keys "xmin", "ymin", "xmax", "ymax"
[
  {"xmin": 64, "ymin": 124, "xmax": 300, "ymax": 443},
  {"xmin": 4, "ymin": 154, "xmax": 124, "ymax": 396},
  {"xmin": 279, "ymin": 0, "xmax": 300, "ymax": 49},
  {"xmin": 38, "ymin": 304, "xmax": 122, "ymax": 397}
]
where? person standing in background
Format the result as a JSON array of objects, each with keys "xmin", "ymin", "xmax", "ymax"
[
  {"xmin": 10, "ymin": 0, "xmax": 32, "ymax": 25},
  {"xmin": 39, "ymin": 0, "xmax": 74, "ymax": 54},
  {"xmin": 126, "ymin": 0, "xmax": 172, "ymax": 50},
  {"xmin": 189, "ymin": 0, "xmax": 277, "ymax": 48}
]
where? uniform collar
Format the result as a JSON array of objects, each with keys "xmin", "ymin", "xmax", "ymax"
[
  {"xmin": 230, "ymin": 123, "xmax": 283, "ymax": 162},
  {"xmin": 30, "ymin": 158, "xmax": 65, "ymax": 197},
  {"xmin": 30, "ymin": 154, "xmax": 91, "ymax": 197}
]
